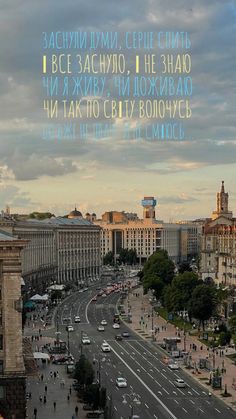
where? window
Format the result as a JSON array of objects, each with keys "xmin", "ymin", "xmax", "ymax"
[
  {"xmin": 0, "ymin": 336, "xmax": 3, "ymax": 351},
  {"xmin": 0, "ymin": 385, "xmax": 5, "ymax": 399},
  {"xmin": 0, "ymin": 361, "xmax": 3, "ymax": 374}
]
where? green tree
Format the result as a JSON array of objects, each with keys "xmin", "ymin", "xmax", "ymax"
[
  {"xmin": 164, "ymin": 272, "xmax": 200, "ymax": 313},
  {"xmin": 74, "ymin": 355, "xmax": 94, "ymax": 387},
  {"xmin": 119, "ymin": 248, "xmax": 138, "ymax": 265},
  {"xmin": 218, "ymin": 331, "xmax": 232, "ymax": 346},
  {"xmin": 84, "ymin": 383, "xmax": 100, "ymax": 409},
  {"xmin": 178, "ymin": 261, "xmax": 192, "ymax": 274},
  {"xmin": 142, "ymin": 250, "xmax": 175, "ymax": 285},
  {"xmin": 189, "ymin": 284, "xmax": 218, "ymax": 330},
  {"xmin": 50, "ymin": 290, "xmax": 62, "ymax": 302},
  {"xmin": 103, "ymin": 251, "xmax": 114, "ymax": 266},
  {"xmin": 229, "ymin": 315, "xmax": 236, "ymax": 333},
  {"xmin": 143, "ymin": 274, "xmax": 165, "ymax": 300}
]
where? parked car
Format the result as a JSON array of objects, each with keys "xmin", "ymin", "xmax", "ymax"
[
  {"xmin": 101, "ymin": 320, "xmax": 107, "ymax": 326},
  {"xmin": 122, "ymin": 332, "xmax": 130, "ymax": 338},
  {"xmin": 113, "ymin": 323, "xmax": 120, "ymax": 329},
  {"xmin": 116, "ymin": 377, "xmax": 127, "ymax": 388}
]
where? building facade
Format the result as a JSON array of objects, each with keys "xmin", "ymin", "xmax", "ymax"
[
  {"xmin": 95, "ymin": 197, "xmax": 201, "ymax": 264},
  {"xmin": 201, "ymin": 181, "xmax": 236, "ymax": 286},
  {"xmin": 13, "ymin": 217, "xmax": 101, "ymax": 293},
  {"xmin": 0, "ymin": 231, "xmax": 27, "ymax": 419}
]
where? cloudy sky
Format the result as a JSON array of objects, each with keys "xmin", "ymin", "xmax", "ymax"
[{"xmin": 0, "ymin": 0, "xmax": 235, "ymax": 220}]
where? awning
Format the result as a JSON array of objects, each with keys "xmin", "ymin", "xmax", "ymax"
[
  {"xmin": 30, "ymin": 294, "xmax": 44, "ymax": 301},
  {"xmin": 33, "ymin": 352, "xmax": 50, "ymax": 360}
]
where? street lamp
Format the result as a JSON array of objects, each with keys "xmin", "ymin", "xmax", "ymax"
[
  {"xmin": 66, "ymin": 328, "xmax": 70, "ymax": 356},
  {"xmin": 122, "ymin": 392, "xmax": 141, "ymax": 418}
]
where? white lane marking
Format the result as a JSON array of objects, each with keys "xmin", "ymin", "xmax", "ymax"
[
  {"xmin": 192, "ymin": 388, "xmax": 200, "ymax": 395},
  {"xmin": 85, "ymin": 298, "xmax": 93, "ymax": 324},
  {"xmin": 190, "ymin": 400, "xmax": 195, "ymax": 405},
  {"xmin": 177, "ymin": 388, "xmax": 184, "ymax": 395},
  {"xmin": 174, "ymin": 400, "xmax": 179, "ymax": 405},
  {"xmin": 154, "ymin": 415, "xmax": 158, "ymax": 419},
  {"xmin": 199, "ymin": 408, "xmax": 204, "ymax": 413},
  {"xmin": 187, "ymin": 391, "xmax": 192, "ymax": 395},
  {"xmin": 162, "ymin": 388, "xmax": 169, "ymax": 395},
  {"xmin": 109, "ymin": 345, "xmax": 178, "ymax": 419},
  {"xmin": 182, "ymin": 407, "xmax": 188, "ymax": 413},
  {"xmin": 215, "ymin": 408, "xmax": 221, "ymax": 413},
  {"xmin": 114, "ymin": 406, "xmax": 117, "ymax": 411},
  {"xmin": 173, "ymin": 391, "xmax": 177, "ymax": 395},
  {"xmin": 161, "ymin": 373, "xmax": 167, "ymax": 379},
  {"xmin": 145, "ymin": 403, "xmax": 149, "ymax": 408},
  {"xmin": 157, "ymin": 391, "xmax": 162, "ymax": 395}
]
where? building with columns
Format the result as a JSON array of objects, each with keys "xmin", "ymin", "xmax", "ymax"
[
  {"xmin": 201, "ymin": 181, "xmax": 236, "ymax": 286},
  {"xmin": 0, "ymin": 231, "xmax": 27, "ymax": 419},
  {"xmin": 13, "ymin": 217, "xmax": 101, "ymax": 293},
  {"xmin": 95, "ymin": 197, "xmax": 201, "ymax": 264}
]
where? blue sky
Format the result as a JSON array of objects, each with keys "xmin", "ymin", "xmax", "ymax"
[{"xmin": 0, "ymin": 0, "xmax": 235, "ymax": 220}]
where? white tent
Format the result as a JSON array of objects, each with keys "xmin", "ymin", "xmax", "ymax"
[
  {"xmin": 30, "ymin": 294, "xmax": 43, "ymax": 301},
  {"xmin": 33, "ymin": 352, "xmax": 50, "ymax": 360},
  {"xmin": 41, "ymin": 294, "xmax": 49, "ymax": 301}
]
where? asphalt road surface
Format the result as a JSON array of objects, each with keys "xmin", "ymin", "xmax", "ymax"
[{"xmin": 53, "ymin": 284, "xmax": 236, "ymax": 419}]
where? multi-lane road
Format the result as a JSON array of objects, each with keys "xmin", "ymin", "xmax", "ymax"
[{"xmin": 54, "ymin": 284, "xmax": 236, "ymax": 419}]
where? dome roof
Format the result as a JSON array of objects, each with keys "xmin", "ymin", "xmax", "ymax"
[
  {"xmin": 85, "ymin": 212, "xmax": 90, "ymax": 216},
  {"xmin": 68, "ymin": 207, "xmax": 82, "ymax": 218},
  {"xmin": 92, "ymin": 213, "xmax": 96, "ymax": 216}
]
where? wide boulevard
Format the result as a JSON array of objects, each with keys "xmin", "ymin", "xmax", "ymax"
[{"xmin": 54, "ymin": 284, "xmax": 236, "ymax": 419}]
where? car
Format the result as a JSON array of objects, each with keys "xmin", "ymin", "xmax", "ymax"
[
  {"xmin": 174, "ymin": 378, "xmax": 186, "ymax": 388},
  {"xmin": 92, "ymin": 297, "xmax": 97, "ymax": 302},
  {"xmin": 97, "ymin": 325, "xmax": 105, "ymax": 332},
  {"xmin": 168, "ymin": 363, "xmax": 179, "ymax": 370},
  {"xmin": 113, "ymin": 323, "xmax": 120, "ymax": 329},
  {"xmin": 101, "ymin": 320, "xmax": 107, "ymax": 326},
  {"xmin": 131, "ymin": 416, "xmax": 140, "ymax": 419},
  {"xmin": 63, "ymin": 317, "xmax": 72, "ymax": 324},
  {"xmin": 101, "ymin": 342, "xmax": 111, "ymax": 352},
  {"xmin": 122, "ymin": 332, "xmax": 130, "ymax": 338},
  {"xmin": 96, "ymin": 287, "xmax": 101, "ymax": 290},
  {"xmin": 116, "ymin": 377, "xmax": 127, "ymax": 388},
  {"xmin": 82, "ymin": 336, "xmax": 91, "ymax": 345},
  {"xmin": 115, "ymin": 334, "xmax": 123, "ymax": 341},
  {"xmin": 84, "ymin": 287, "xmax": 88, "ymax": 291},
  {"xmin": 101, "ymin": 293, "xmax": 106, "ymax": 298},
  {"xmin": 74, "ymin": 316, "xmax": 81, "ymax": 323},
  {"xmin": 66, "ymin": 325, "xmax": 74, "ymax": 332},
  {"xmin": 79, "ymin": 289, "xmax": 84, "ymax": 293}
]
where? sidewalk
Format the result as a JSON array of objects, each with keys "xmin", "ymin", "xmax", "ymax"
[
  {"xmin": 24, "ymin": 330, "xmax": 87, "ymax": 418},
  {"xmin": 124, "ymin": 287, "xmax": 236, "ymax": 411}
]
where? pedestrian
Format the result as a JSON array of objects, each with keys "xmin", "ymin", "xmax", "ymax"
[
  {"xmin": 33, "ymin": 407, "xmax": 37, "ymax": 418},
  {"xmin": 53, "ymin": 401, "xmax": 56, "ymax": 410},
  {"xmin": 50, "ymin": 371, "xmax": 53, "ymax": 378},
  {"xmin": 39, "ymin": 395, "xmax": 43, "ymax": 402},
  {"xmin": 75, "ymin": 405, "xmax": 79, "ymax": 415},
  {"xmin": 44, "ymin": 395, "xmax": 47, "ymax": 404},
  {"xmin": 67, "ymin": 394, "xmax": 70, "ymax": 401},
  {"xmin": 56, "ymin": 371, "xmax": 59, "ymax": 378},
  {"xmin": 45, "ymin": 384, "xmax": 47, "ymax": 393},
  {"xmin": 54, "ymin": 371, "xmax": 57, "ymax": 379},
  {"xmin": 41, "ymin": 373, "xmax": 44, "ymax": 381}
]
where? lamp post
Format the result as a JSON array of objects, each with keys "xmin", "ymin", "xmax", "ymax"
[
  {"xmin": 151, "ymin": 306, "xmax": 154, "ymax": 341},
  {"xmin": 67, "ymin": 328, "xmax": 70, "ymax": 356},
  {"xmin": 122, "ymin": 392, "xmax": 141, "ymax": 419}
]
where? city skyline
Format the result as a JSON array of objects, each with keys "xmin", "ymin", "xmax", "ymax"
[{"xmin": 0, "ymin": 1, "xmax": 235, "ymax": 220}]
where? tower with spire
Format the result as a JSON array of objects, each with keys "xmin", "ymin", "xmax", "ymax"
[{"xmin": 212, "ymin": 180, "xmax": 233, "ymax": 220}]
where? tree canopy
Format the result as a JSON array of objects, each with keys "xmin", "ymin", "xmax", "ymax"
[
  {"xmin": 189, "ymin": 284, "xmax": 218, "ymax": 329},
  {"xmin": 164, "ymin": 272, "xmax": 200, "ymax": 313}
]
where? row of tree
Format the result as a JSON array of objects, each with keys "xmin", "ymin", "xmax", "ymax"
[
  {"xmin": 140, "ymin": 250, "xmax": 226, "ymax": 330},
  {"xmin": 103, "ymin": 248, "xmax": 138, "ymax": 265},
  {"xmin": 74, "ymin": 354, "xmax": 111, "ymax": 417}
]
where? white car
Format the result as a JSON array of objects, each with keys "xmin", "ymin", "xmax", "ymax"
[
  {"xmin": 174, "ymin": 378, "xmax": 186, "ymax": 388},
  {"xmin": 101, "ymin": 342, "xmax": 111, "ymax": 352},
  {"xmin": 82, "ymin": 336, "xmax": 91, "ymax": 345},
  {"xmin": 116, "ymin": 377, "xmax": 127, "ymax": 388},
  {"xmin": 113, "ymin": 323, "xmax": 120, "ymax": 329},
  {"xmin": 102, "ymin": 293, "xmax": 106, "ymax": 298},
  {"xmin": 97, "ymin": 325, "xmax": 105, "ymax": 332},
  {"xmin": 168, "ymin": 363, "xmax": 179, "ymax": 370},
  {"xmin": 101, "ymin": 320, "xmax": 107, "ymax": 326},
  {"xmin": 74, "ymin": 316, "xmax": 80, "ymax": 323},
  {"xmin": 66, "ymin": 325, "xmax": 74, "ymax": 332}
]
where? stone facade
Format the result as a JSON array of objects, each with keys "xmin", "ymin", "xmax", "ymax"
[{"xmin": 0, "ymin": 232, "xmax": 27, "ymax": 419}]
